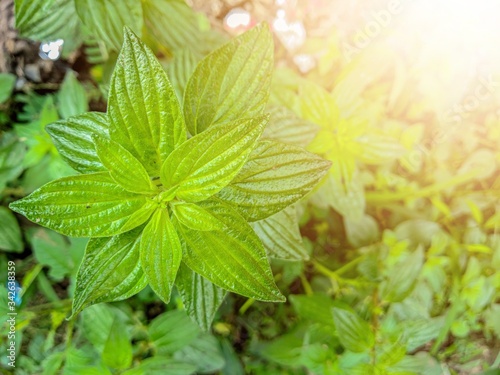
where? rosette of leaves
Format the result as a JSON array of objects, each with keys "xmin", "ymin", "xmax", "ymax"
[{"xmin": 9, "ymin": 24, "xmax": 331, "ymax": 329}]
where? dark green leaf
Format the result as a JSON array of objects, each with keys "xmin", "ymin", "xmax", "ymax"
[
  {"xmin": 175, "ymin": 199, "xmax": 285, "ymax": 302},
  {"xmin": 108, "ymin": 28, "xmax": 185, "ymax": 176},
  {"xmin": 160, "ymin": 116, "xmax": 267, "ymax": 203},
  {"xmin": 140, "ymin": 208, "xmax": 181, "ymax": 303},
  {"xmin": 0, "ymin": 206, "xmax": 23, "ymax": 252},
  {"xmin": 72, "ymin": 227, "xmax": 147, "ymax": 316},
  {"xmin": 251, "ymin": 206, "xmax": 309, "ymax": 260},
  {"xmin": 46, "ymin": 112, "xmax": 108, "ymax": 174},
  {"xmin": 9, "ymin": 173, "xmax": 156, "ymax": 237},
  {"xmin": 218, "ymin": 140, "xmax": 331, "ymax": 221},
  {"xmin": 184, "ymin": 23, "xmax": 273, "ymax": 134},
  {"xmin": 175, "ymin": 263, "xmax": 227, "ymax": 331}
]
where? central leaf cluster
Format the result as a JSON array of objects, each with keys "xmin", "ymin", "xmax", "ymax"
[{"xmin": 10, "ymin": 25, "xmax": 331, "ymax": 328}]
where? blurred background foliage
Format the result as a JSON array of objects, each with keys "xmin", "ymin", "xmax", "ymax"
[{"xmin": 0, "ymin": 0, "xmax": 499, "ymax": 374}]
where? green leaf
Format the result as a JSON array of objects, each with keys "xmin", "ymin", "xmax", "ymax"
[
  {"xmin": 174, "ymin": 199, "xmax": 285, "ymax": 302},
  {"xmin": 332, "ymin": 307, "xmax": 375, "ymax": 353},
  {"xmin": 58, "ymin": 71, "xmax": 88, "ymax": 118},
  {"xmin": 345, "ymin": 214, "xmax": 380, "ymax": 248},
  {"xmin": 46, "ymin": 112, "xmax": 108, "ymax": 173},
  {"xmin": 165, "ymin": 49, "xmax": 198, "ymax": 102},
  {"xmin": 72, "ymin": 227, "xmax": 147, "ymax": 316},
  {"xmin": 175, "ymin": 263, "xmax": 227, "ymax": 331},
  {"xmin": 0, "ymin": 133, "xmax": 25, "ymax": 191},
  {"xmin": 218, "ymin": 140, "xmax": 331, "ymax": 221},
  {"xmin": 15, "ymin": 0, "xmax": 82, "ymax": 53},
  {"xmin": 299, "ymin": 80, "xmax": 339, "ymax": 129},
  {"xmin": 81, "ymin": 304, "xmax": 130, "ymax": 353},
  {"xmin": 149, "ymin": 310, "xmax": 200, "ymax": 355},
  {"xmin": 173, "ymin": 333, "xmax": 225, "ymax": 373},
  {"xmin": 9, "ymin": 173, "xmax": 156, "ymax": 237},
  {"xmin": 184, "ymin": 23, "xmax": 273, "ymax": 134},
  {"xmin": 32, "ymin": 228, "xmax": 85, "ymax": 280},
  {"xmin": 74, "ymin": 0, "xmax": 142, "ymax": 51},
  {"xmin": 251, "ymin": 206, "xmax": 309, "ymax": 260},
  {"xmin": 380, "ymin": 247, "xmax": 424, "ymax": 303},
  {"xmin": 171, "ymin": 202, "xmax": 226, "ymax": 231},
  {"xmin": 102, "ymin": 316, "xmax": 133, "ymax": 369},
  {"xmin": 0, "ymin": 207, "xmax": 23, "ymax": 252},
  {"xmin": 108, "ymin": 28, "xmax": 186, "ymax": 176},
  {"xmin": 122, "ymin": 358, "xmax": 196, "ymax": 375},
  {"xmin": 140, "ymin": 208, "xmax": 182, "ymax": 303},
  {"xmin": 93, "ymin": 135, "xmax": 158, "ymax": 194},
  {"xmin": 289, "ymin": 294, "xmax": 338, "ymax": 328},
  {"xmin": 263, "ymin": 106, "xmax": 319, "ymax": 147},
  {"xmin": 143, "ymin": 0, "xmax": 206, "ymax": 55},
  {"xmin": 160, "ymin": 116, "xmax": 267, "ymax": 203},
  {"xmin": 0, "ymin": 73, "xmax": 16, "ymax": 104}
]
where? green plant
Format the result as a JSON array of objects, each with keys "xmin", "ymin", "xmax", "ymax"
[{"xmin": 9, "ymin": 25, "xmax": 331, "ymax": 327}]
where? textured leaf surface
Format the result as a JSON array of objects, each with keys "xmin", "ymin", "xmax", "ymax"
[
  {"xmin": 171, "ymin": 202, "xmax": 225, "ymax": 231},
  {"xmin": 263, "ymin": 106, "xmax": 319, "ymax": 147},
  {"xmin": 0, "ymin": 207, "xmax": 23, "ymax": 252},
  {"xmin": 72, "ymin": 228, "xmax": 146, "ymax": 316},
  {"xmin": 15, "ymin": 0, "xmax": 81, "ymax": 51},
  {"xmin": 161, "ymin": 116, "xmax": 267, "ymax": 202},
  {"xmin": 176, "ymin": 263, "xmax": 227, "ymax": 331},
  {"xmin": 46, "ymin": 112, "xmax": 108, "ymax": 174},
  {"xmin": 175, "ymin": 199, "xmax": 285, "ymax": 302},
  {"xmin": 218, "ymin": 140, "xmax": 331, "ymax": 221},
  {"xmin": 140, "ymin": 209, "xmax": 181, "ymax": 303},
  {"xmin": 251, "ymin": 206, "xmax": 308, "ymax": 260},
  {"xmin": 184, "ymin": 23, "xmax": 273, "ymax": 134},
  {"xmin": 93, "ymin": 136, "xmax": 157, "ymax": 194},
  {"xmin": 75, "ymin": 0, "xmax": 142, "ymax": 51},
  {"xmin": 9, "ymin": 173, "xmax": 156, "ymax": 237},
  {"xmin": 108, "ymin": 28, "xmax": 185, "ymax": 176},
  {"xmin": 58, "ymin": 71, "xmax": 88, "ymax": 119},
  {"xmin": 332, "ymin": 307, "xmax": 374, "ymax": 352}
]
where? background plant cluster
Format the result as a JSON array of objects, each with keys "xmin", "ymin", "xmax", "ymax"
[{"xmin": 1, "ymin": 0, "xmax": 499, "ymax": 374}]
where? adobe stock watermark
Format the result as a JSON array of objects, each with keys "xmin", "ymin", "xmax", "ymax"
[
  {"xmin": 342, "ymin": 0, "xmax": 404, "ymax": 62},
  {"xmin": 403, "ymin": 74, "xmax": 499, "ymax": 171},
  {"xmin": 6, "ymin": 261, "xmax": 18, "ymax": 368}
]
